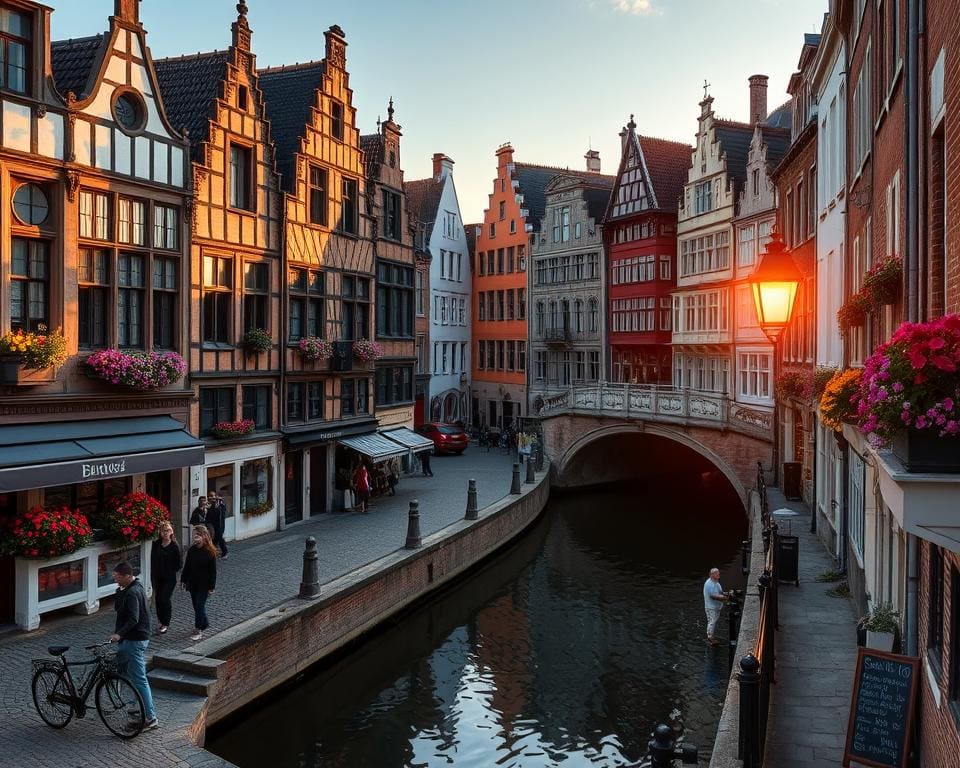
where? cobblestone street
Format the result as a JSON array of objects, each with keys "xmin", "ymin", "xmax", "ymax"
[{"xmin": 0, "ymin": 450, "xmax": 516, "ymax": 768}]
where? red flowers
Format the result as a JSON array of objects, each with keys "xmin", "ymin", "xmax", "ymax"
[
  {"xmin": 0, "ymin": 505, "xmax": 92, "ymax": 559},
  {"xmin": 102, "ymin": 492, "xmax": 170, "ymax": 544}
]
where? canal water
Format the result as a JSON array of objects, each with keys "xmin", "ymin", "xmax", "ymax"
[{"xmin": 208, "ymin": 476, "xmax": 747, "ymax": 767}]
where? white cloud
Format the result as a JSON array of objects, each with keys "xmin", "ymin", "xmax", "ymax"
[{"xmin": 613, "ymin": 0, "xmax": 654, "ymax": 14}]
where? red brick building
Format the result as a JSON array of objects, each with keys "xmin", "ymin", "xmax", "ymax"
[{"xmin": 603, "ymin": 118, "xmax": 690, "ymax": 384}]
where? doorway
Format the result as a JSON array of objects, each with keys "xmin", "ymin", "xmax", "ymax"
[
  {"xmin": 309, "ymin": 448, "xmax": 326, "ymax": 516},
  {"xmin": 206, "ymin": 465, "xmax": 236, "ymax": 541},
  {"xmin": 285, "ymin": 451, "xmax": 304, "ymax": 525}
]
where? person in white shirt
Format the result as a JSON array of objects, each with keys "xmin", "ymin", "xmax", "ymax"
[{"xmin": 703, "ymin": 567, "xmax": 729, "ymax": 646}]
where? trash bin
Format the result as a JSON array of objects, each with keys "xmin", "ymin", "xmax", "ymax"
[
  {"xmin": 782, "ymin": 461, "xmax": 802, "ymax": 500},
  {"xmin": 776, "ymin": 534, "xmax": 799, "ymax": 586}
]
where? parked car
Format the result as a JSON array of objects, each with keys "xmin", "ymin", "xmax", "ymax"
[{"xmin": 417, "ymin": 423, "xmax": 469, "ymax": 455}]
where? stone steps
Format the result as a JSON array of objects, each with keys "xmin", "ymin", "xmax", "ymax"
[
  {"xmin": 148, "ymin": 667, "xmax": 217, "ymax": 696},
  {"xmin": 150, "ymin": 650, "xmax": 225, "ymax": 679}
]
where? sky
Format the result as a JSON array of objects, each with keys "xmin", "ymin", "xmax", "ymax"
[{"xmin": 45, "ymin": 0, "xmax": 827, "ymax": 223}]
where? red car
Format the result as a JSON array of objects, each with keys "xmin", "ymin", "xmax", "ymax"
[{"xmin": 417, "ymin": 423, "xmax": 468, "ymax": 455}]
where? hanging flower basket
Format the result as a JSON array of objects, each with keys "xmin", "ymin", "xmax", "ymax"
[
  {"xmin": 298, "ymin": 337, "xmax": 333, "ymax": 362},
  {"xmin": 86, "ymin": 349, "xmax": 186, "ymax": 390},
  {"xmin": 862, "ymin": 255, "xmax": 903, "ymax": 306},
  {"xmin": 775, "ymin": 368, "xmax": 813, "ymax": 401},
  {"xmin": 242, "ymin": 500, "xmax": 274, "ymax": 517},
  {"xmin": 0, "ymin": 327, "xmax": 68, "ymax": 386},
  {"xmin": 854, "ymin": 315, "xmax": 960, "ymax": 467},
  {"xmin": 241, "ymin": 328, "xmax": 272, "ymax": 354},
  {"xmin": 101, "ymin": 492, "xmax": 170, "ymax": 545},
  {"xmin": 0, "ymin": 505, "xmax": 92, "ymax": 559},
  {"xmin": 813, "ymin": 367, "xmax": 839, "ymax": 399},
  {"xmin": 819, "ymin": 368, "xmax": 862, "ymax": 432},
  {"xmin": 212, "ymin": 419, "xmax": 256, "ymax": 439},
  {"xmin": 352, "ymin": 339, "xmax": 383, "ymax": 362},
  {"xmin": 837, "ymin": 291, "xmax": 872, "ymax": 331}
]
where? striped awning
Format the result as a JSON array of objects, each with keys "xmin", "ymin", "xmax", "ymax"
[
  {"xmin": 339, "ymin": 432, "xmax": 407, "ymax": 462},
  {"xmin": 381, "ymin": 427, "xmax": 434, "ymax": 454}
]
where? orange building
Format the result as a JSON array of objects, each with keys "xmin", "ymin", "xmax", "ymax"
[{"xmin": 470, "ymin": 144, "xmax": 537, "ymax": 429}]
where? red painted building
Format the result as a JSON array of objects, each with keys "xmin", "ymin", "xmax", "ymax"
[{"xmin": 603, "ymin": 119, "xmax": 690, "ymax": 383}]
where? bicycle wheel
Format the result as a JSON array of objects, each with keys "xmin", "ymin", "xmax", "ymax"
[
  {"xmin": 95, "ymin": 675, "xmax": 144, "ymax": 739},
  {"xmin": 31, "ymin": 666, "xmax": 73, "ymax": 728}
]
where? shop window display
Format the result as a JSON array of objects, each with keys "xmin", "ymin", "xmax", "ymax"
[{"xmin": 240, "ymin": 459, "xmax": 272, "ymax": 516}]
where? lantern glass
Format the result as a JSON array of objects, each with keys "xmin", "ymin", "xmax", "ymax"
[{"xmin": 751, "ymin": 280, "xmax": 799, "ymax": 331}]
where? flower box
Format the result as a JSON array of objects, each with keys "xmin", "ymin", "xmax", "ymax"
[
  {"xmin": 298, "ymin": 337, "xmax": 333, "ymax": 363},
  {"xmin": 0, "ymin": 355, "xmax": 57, "ymax": 386},
  {"xmin": 212, "ymin": 419, "xmax": 256, "ymax": 439},
  {"xmin": 86, "ymin": 349, "xmax": 186, "ymax": 390},
  {"xmin": 892, "ymin": 428, "xmax": 960, "ymax": 473},
  {"xmin": 241, "ymin": 328, "xmax": 272, "ymax": 354},
  {"xmin": 352, "ymin": 339, "xmax": 384, "ymax": 362}
]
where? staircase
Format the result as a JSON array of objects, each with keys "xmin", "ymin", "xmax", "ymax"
[{"xmin": 148, "ymin": 650, "xmax": 226, "ymax": 696}]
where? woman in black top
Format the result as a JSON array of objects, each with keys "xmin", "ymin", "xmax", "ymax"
[
  {"xmin": 180, "ymin": 525, "xmax": 218, "ymax": 641},
  {"xmin": 150, "ymin": 521, "xmax": 182, "ymax": 634}
]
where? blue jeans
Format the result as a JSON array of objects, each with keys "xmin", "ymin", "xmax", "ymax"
[
  {"xmin": 116, "ymin": 639, "xmax": 156, "ymax": 722},
  {"xmin": 190, "ymin": 590, "xmax": 210, "ymax": 631}
]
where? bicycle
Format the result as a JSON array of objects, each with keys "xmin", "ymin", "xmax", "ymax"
[{"xmin": 31, "ymin": 642, "xmax": 145, "ymax": 739}]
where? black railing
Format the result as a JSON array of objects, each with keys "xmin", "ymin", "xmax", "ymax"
[{"xmin": 543, "ymin": 326, "xmax": 572, "ymax": 344}]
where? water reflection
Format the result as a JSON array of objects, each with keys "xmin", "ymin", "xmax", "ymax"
[{"xmin": 209, "ymin": 478, "xmax": 747, "ymax": 767}]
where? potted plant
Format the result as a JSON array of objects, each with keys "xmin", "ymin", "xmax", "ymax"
[
  {"xmin": 298, "ymin": 336, "xmax": 333, "ymax": 363},
  {"xmin": 837, "ymin": 291, "xmax": 872, "ymax": 332},
  {"xmin": 352, "ymin": 339, "xmax": 383, "ymax": 363},
  {"xmin": 861, "ymin": 603, "xmax": 900, "ymax": 651},
  {"xmin": 862, "ymin": 255, "xmax": 903, "ymax": 306},
  {"xmin": 86, "ymin": 349, "xmax": 186, "ymax": 390},
  {"xmin": 212, "ymin": 419, "xmax": 256, "ymax": 439},
  {"xmin": 813, "ymin": 367, "xmax": 839, "ymax": 400},
  {"xmin": 819, "ymin": 368, "xmax": 863, "ymax": 433},
  {"xmin": 0, "ymin": 505, "xmax": 92, "ymax": 559},
  {"xmin": 241, "ymin": 328, "xmax": 272, "ymax": 354},
  {"xmin": 855, "ymin": 314, "xmax": 960, "ymax": 471},
  {"xmin": 775, "ymin": 368, "xmax": 812, "ymax": 402},
  {"xmin": 101, "ymin": 492, "xmax": 170, "ymax": 545},
  {"xmin": 0, "ymin": 327, "xmax": 68, "ymax": 386}
]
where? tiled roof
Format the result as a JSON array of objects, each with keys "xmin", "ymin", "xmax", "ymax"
[
  {"xmin": 258, "ymin": 62, "xmax": 326, "ymax": 190},
  {"xmin": 154, "ymin": 51, "xmax": 230, "ymax": 163},
  {"xmin": 582, "ymin": 182, "xmax": 615, "ymax": 221},
  {"xmin": 714, "ymin": 114, "xmax": 791, "ymax": 189},
  {"xmin": 50, "ymin": 35, "xmax": 104, "ymax": 99},
  {"xmin": 637, "ymin": 135, "xmax": 692, "ymax": 212},
  {"xmin": 359, "ymin": 133, "xmax": 383, "ymax": 178},
  {"xmin": 405, "ymin": 177, "xmax": 444, "ymax": 226},
  {"xmin": 514, "ymin": 164, "xmax": 614, "ymax": 233}
]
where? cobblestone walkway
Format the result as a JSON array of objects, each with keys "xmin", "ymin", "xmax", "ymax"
[
  {"xmin": 763, "ymin": 486, "xmax": 860, "ymax": 767},
  {"xmin": 0, "ymin": 450, "xmax": 516, "ymax": 768}
]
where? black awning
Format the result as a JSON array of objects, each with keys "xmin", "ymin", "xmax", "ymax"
[
  {"xmin": 0, "ymin": 416, "xmax": 204, "ymax": 492},
  {"xmin": 283, "ymin": 417, "xmax": 379, "ymax": 448}
]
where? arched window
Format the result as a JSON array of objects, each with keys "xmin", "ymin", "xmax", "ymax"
[
  {"xmin": 535, "ymin": 301, "xmax": 545, "ymax": 336},
  {"xmin": 574, "ymin": 299, "xmax": 583, "ymax": 334},
  {"xmin": 588, "ymin": 298, "xmax": 599, "ymax": 333}
]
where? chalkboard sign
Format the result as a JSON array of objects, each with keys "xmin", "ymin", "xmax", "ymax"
[{"xmin": 842, "ymin": 647, "xmax": 920, "ymax": 768}]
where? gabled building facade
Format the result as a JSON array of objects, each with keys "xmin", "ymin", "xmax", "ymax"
[
  {"xmin": 155, "ymin": 2, "xmax": 283, "ymax": 541},
  {"xmin": 528, "ymin": 163, "xmax": 612, "ymax": 409},
  {"xmin": 405, "ymin": 154, "xmax": 470, "ymax": 425},
  {"xmin": 603, "ymin": 120, "xmax": 690, "ymax": 385}
]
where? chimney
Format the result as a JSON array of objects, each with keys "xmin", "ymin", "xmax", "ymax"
[
  {"xmin": 749, "ymin": 74, "xmax": 768, "ymax": 124},
  {"xmin": 584, "ymin": 149, "xmax": 601, "ymax": 174},
  {"xmin": 114, "ymin": 0, "xmax": 140, "ymax": 25},
  {"xmin": 432, "ymin": 153, "xmax": 454, "ymax": 180}
]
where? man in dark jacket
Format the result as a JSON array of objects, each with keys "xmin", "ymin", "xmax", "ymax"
[
  {"xmin": 205, "ymin": 491, "xmax": 229, "ymax": 558},
  {"xmin": 109, "ymin": 561, "xmax": 158, "ymax": 731}
]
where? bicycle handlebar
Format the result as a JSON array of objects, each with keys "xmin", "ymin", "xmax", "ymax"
[{"xmin": 83, "ymin": 642, "xmax": 113, "ymax": 651}]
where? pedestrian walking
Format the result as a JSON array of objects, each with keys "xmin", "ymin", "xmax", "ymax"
[
  {"xmin": 109, "ymin": 561, "xmax": 158, "ymax": 732},
  {"xmin": 703, "ymin": 567, "xmax": 730, "ymax": 646},
  {"xmin": 150, "ymin": 521, "xmax": 181, "ymax": 635},
  {"xmin": 180, "ymin": 525, "xmax": 218, "ymax": 642},
  {"xmin": 353, "ymin": 463, "xmax": 371, "ymax": 513},
  {"xmin": 387, "ymin": 458, "xmax": 400, "ymax": 496},
  {"xmin": 189, "ymin": 496, "xmax": 213, "ymax": 540},
  {"xmin": 420, "ymin": 450, "xmax": 434, "ymax": 477},
  {"xmin": 205, "ymin": 490, "xmax": 229, "ymax": 558}
]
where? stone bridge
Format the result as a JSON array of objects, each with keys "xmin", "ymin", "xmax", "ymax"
[{"xmin": 537, "ymin": 384, "xmax": 773, "ymax": 507}]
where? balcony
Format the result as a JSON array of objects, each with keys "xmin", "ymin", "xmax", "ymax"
[{"xmin": 543, "ymin": 327, "xmax": 573, "ymax": 347}]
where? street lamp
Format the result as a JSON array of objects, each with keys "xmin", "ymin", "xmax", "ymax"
[{"xmin": 750, "ymin": 225, "xmax": 802, "ymax": 487}]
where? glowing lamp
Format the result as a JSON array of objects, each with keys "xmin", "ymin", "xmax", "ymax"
[{"xmin": 750, "ymin": 226, "xmax": 802, "ymax": 342}]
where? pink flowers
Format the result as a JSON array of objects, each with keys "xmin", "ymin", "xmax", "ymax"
[
  {"xmin": 856, "ymin": 315, "xmax": 960, "ymax": 444},
  {"xmin": 87, "ymin": 349, "xmax": 186, "ymax": 390},
  {"xmin": 212, "ymin": 419, "xmax": 256, "ymax": 439},
  {"xmin": 298, "ymin": 337, "xmax": 333, "ymax": 362},
  {"xmin": 352, "ymin": 339, "xmax": 384, "ymax": 362}
]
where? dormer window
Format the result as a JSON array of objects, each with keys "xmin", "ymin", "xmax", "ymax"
[{"xmin": 0, "ymin": 7, "xmax": 31, "ymax": 94}]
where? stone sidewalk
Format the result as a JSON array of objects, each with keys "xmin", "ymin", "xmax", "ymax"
[
  {"xmin": 762, "ymin": 486, "xmax": 860, "ymax": 767},
  {"xmin": 0, "ymin": 449, "xmax": 517, "ymax": 768}
]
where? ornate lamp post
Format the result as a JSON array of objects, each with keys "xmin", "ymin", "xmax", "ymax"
[{"xmin": 750, "ymin": 226, "xmax": 802, "ymax": 487}]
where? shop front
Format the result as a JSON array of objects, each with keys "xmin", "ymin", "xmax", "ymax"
[
  {"xmin": 0, "ymin": 415, "xmax": 203, "ymax": 630},
  {"xmin": 190, "ymin": 439, "xmax": 280, "ymax": 543},
  {"xmin": 336, "ymin": 432, "xmax": 409, "ymax": 502}
]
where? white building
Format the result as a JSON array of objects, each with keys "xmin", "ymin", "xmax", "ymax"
[{"xmin": 406, "ymin": 154, "xmax": 471, "ymax": 423}]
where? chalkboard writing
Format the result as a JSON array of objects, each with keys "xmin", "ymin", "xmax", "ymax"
[{"xmin": 843, "ymin": 647, "xmax": 919, "ymax": 768}]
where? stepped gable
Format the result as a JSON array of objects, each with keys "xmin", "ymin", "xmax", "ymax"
[
  {"xmin": 714, "ymin": 107, "xmax": 791, "ymax": 192},
  {"xmin": 154, "ymin": 51, "xmax": 231, "ymax": 162},
  {"xmin": 50, "ymin": 35, "xmax": 104, "ymax": 99},
  {"xmin": 257, "ymin": 61, "xmax": 326, "ymax": 190},
  {"xmin": 515, "ymin": 163, "xmax": 614, "ymax": 233},
  {"xmin": 405, "ymin": 177, "xmax": 444, "ymax": 227}
]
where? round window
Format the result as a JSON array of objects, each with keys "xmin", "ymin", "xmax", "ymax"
[
  {"xmin": 12, "ymin": 184, "xmax": 49, "ymax": 226},
  {"xmin": 113, "ymin": 92, "xmax": 145, "ymax": 132}
]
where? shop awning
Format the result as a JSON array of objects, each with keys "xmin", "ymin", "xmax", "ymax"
[
  {"xmin": 0, "ymin": 416, "xmax": 204, "ymax": 492},
  {"xmin": 381, "ymin": 427, "xmax": 435, "ymax": 454},
  {"xmin": 339, "ymin": 432, "xmax": 406, "ymax": 463}
]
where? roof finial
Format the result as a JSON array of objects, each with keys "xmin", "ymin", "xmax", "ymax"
[
  {"xmin": 702, "ymin": 78, "xmax": 711, "ymax": 99},
  {"xmin": 627, "ymin": 114, "xmax": 636, "ymax": 132},
  {"xmin": 377, "ymin": 115, "xmax": 381, "ymax": 130},
  {"xmin": 387, "ymin": 97, "xmax": 395, "ymax": 122},
  {"xmin": 237, "ymin": 0, "xmax": 248, "ymax": 17}
]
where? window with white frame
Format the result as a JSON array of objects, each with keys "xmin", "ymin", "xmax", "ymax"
[
  {"xmin": 849, "ymin": 451, "xmax": 865, "ymax": 564},
  {"xmin": 737, "ymin": 351, "xmax": 772, "ymax": 401},
  {"xmin": 886, "ymin": 171, "xmax": 901, "ymax": 257},
  {"xmin": 738, "ymin": 224, "xmax": 756, "ymax": 267},
  {"xmin": 680, "ymin": 231, "xmax": 730, "ymax": 276},
  {"xmin": 694, "ymin": 180, "xmax": 713, "ymax": 214}
]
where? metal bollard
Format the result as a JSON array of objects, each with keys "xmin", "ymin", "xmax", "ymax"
[
  {"xmin": 741, "ymin": 539, "xmax": 751, "ymax": 575},
  {"xmin": 535, "ymin": 445, "xmax": 544, "ymax": 471},
  {"xmin": 757, "ymin": 569, "xmax": 771, "ymax": 602},
  {"xmin": 405, "ymin": 500, "xmax": 422, "ymax": 549},
  {"xmin": 525, "ymin": 456, "xmax": 536, "ymax": 483},
  {"xmin": 510, "ymin": 463, "xmax": 522, "ymax": 494},
  {"xmin": 648, "ymin": 723, "xmax": 698, "ymax": 767},
  {"xmin": 464, "ymin": 478, "xmax": 479, "ymax": 521},
  {"xmin": 298, "ymin": 536, "xmax": 320, "ymax": 599},
  {"xmin": 738, "ymin": 653, "xmax": 761, "ymax": 767}
]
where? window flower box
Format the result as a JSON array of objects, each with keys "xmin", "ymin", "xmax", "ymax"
[
  {"xmin": 0, "ymin": 328, "xmax": 67, "ymax": 386},
  {"xmin": 837, "ymin": 291, "xmax": 872, "ymax": 331},
  {"xmin": 862, "ymin": 255, "xmax": 903, "ymax": 306},
  {"xmin": 86, "ymin": 349, "xmax": 186, "ymax": 390},
  {"xmin": 241, "ymin": 328, "xmax": 272, "ymax": 354},
  {"xmin": 352, "ymin": 339, "xmax": 383, "ymax": 363},
  {"xmin": 298, "ymin": 336, "xmax": 333, "ymax": 363},
  {"xmin": 212, "ymin": 419, "xmax": 256, "ymax": 439}
]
